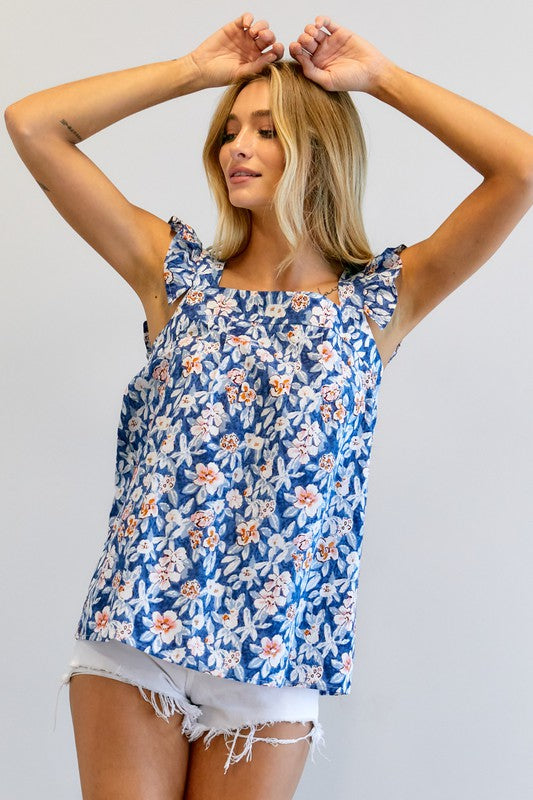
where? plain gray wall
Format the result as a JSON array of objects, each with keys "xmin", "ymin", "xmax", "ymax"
[{"xmin": 1, "ymin": 1, "xmax": 532, "ymax": 798}]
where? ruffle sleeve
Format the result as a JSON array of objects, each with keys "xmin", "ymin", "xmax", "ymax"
[
  {"xmin": 358, "ymin": 243, "xmax": 407, "ymax": 330},
  {"xmin": 142, "ymin": 216, "xmax": 204, "ymax": 357},
  {"xmin": 162, "ymin": 216, "xmax": 204, "ymax": 304}
]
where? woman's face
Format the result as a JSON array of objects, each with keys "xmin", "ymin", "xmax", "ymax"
[{"xmin": 218, "ymin": 79, "xmax": 285, "ymax": 212}]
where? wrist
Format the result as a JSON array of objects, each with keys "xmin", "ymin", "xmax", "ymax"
[
  {"xmin": 171, "ymin": 52, "xmax": 211, "ymax": 95},
  {"xmin": 366, "ymin": 60, "xmax": 404, "ymax": 101}
]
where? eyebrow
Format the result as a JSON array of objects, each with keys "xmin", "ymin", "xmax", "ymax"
[{"xmin": 226, "ymin": 109, "xmax": 272, "ymax": 122}]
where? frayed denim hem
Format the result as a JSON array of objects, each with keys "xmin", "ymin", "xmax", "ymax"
[
  {"xmin": 52, "ymin": 665, "xmax": 328, "ymax": 776},
  {"xmin": 182, "ymin": 716, "xmax": 329, "ymax": 775},
  {"xmin": 51, "ymin": 664, "xmax": 201, "ymax": 733}
]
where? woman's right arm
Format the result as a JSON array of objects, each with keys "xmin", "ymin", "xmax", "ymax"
[
  {"xmin": 3, "ymin": 13, "xmax": 283, "ymax": 302},
  {"xmin": 4, "ymin": 55, "xmax": 207, "ymax": 299}
]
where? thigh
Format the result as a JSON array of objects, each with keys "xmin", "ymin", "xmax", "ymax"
[
  {"xmin": 69, "ymin": 674, "xmax": 190, "ymax": 800},
  {"xmin": 184, "ymin": 720, "xmax": 313, "ymax": 800}
]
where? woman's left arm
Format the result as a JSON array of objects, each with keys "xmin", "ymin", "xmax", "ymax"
[{"xmin": 291, "ymin": 17, "xmax": 533, "ymax": 342}]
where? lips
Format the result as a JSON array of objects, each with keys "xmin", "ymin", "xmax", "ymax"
[{"xmin": 229, "ymin": 168, "xmax": 262, "ymax": 178}]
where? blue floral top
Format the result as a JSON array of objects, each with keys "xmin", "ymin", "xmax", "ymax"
[{"xmin": 74, "ymin": 216, "xmax": 407, "ymax": 696}]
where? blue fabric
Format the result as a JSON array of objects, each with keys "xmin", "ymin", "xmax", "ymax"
[{"xmin": 76, "ymin": 216, "xmax": 407, "ymax": 696}]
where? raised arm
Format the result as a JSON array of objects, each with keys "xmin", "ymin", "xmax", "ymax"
[
  {"xmin": 290, "ymin": 17, "xmax": 533, "ymax": 358},
  {"xmin": 4, "ymin": 13, "xmax": 283, "ymax": 303}
]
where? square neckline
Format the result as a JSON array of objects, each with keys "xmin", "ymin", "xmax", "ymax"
[{"xmin": 211, "ymin": 256, "xmax": 351, "ymax": 311}]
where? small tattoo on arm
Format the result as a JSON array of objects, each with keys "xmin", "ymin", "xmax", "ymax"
[
  {"xmin": 60, "ymin": 118, "xmax": 83, "ymax": 142},
  {"xmin": 37, "ymin": 181, "xmax": 50, "ymax": 192}
]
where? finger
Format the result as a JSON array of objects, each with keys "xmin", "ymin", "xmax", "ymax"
[
  {"xmin": 314, "ymin": 16, "xmax": 339, "ymax": 33},
  {"xmin": 253, "ymin": 29, "xmax": 276, "ymax": 49},
  {"xmin": 261, "ymin": 42, "xmax": 284, "ymax": 62},
  {"xmin": 248, "ymin": 19, "xmax": 269, "ymax": 37},
  {"xmin": 289, "ymin": 43, "xmax": 322, "ymax": 81},
  {"xmin": 289, "ymin": 41, "xmax": 313, "ymax": 61},
  {"xmin": 304, "ymin": 23, "xmax": 328, "ymax": 44},
  {"xmin": 237, "ymin": 11, "xmax": 254, "ymax": 31},
  {"xmin": 297, "ymin": 32, "xmax": 319, "ymax": 55},
  {"xmin": 252, "ymin": 44, "xmax": 284, "ymax": 70}
]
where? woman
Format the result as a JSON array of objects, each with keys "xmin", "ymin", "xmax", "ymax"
[{"xmin": 5, "ymin": 10, "xmax": 533, "ymax": 800}]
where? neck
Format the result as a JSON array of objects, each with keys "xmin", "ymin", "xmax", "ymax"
[{"xmin": 225, "ymin": 213, "xmax": 343, "ymax": 292}]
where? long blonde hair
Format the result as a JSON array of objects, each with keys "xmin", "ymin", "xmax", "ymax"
[{"xmin": 202, "ymin": 59, "xmax": 374, "ymax": 277}]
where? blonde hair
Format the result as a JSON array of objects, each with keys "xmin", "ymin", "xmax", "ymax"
[{"xmin": 202, "ymin": 59, "xmax": 374, "ymax": 277}]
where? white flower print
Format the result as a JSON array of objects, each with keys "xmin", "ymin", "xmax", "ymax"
[
  {"xmin": 76, "ymin": 219, "xmax": 406, "ymax": 698},
  {"xmin": 194, "ymin": 462, "xmax": 225, "ymax": 494}
]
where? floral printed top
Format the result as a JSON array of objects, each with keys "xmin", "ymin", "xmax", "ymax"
[{"xmin": 75, "ymin": 216, "xmax": 407, "ymax": 696}]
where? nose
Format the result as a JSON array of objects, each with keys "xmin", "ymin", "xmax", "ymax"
[{"xmin": 229, "ymin": 126, "xmax": 254, "ymax": 157}]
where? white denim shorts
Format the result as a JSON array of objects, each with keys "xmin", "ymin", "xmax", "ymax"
[{"xmin": 53, "ymin": 638, "xmax": 327, "ymax": 774}]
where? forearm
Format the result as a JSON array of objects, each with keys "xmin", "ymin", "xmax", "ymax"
[
  {"xmin": 369, "ymin": 64, "xmax": 533, "ymax": 182},
  {"xmin": 4, "ymin": 53, "xmax": 206, "ymax": 143}
]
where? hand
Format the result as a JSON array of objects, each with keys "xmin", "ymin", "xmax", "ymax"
[
  {"xmin": 188, "ymin": 12, "xmax": 284, "ymax": 88},
  {"xmin": 289, "ymin": 15, "xmax": 396, "ymax": 93}
]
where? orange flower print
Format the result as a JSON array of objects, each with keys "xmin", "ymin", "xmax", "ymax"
[
  {"xmin": 293, "ymin": 484, "xmax": 322, "ymax": 515},
  {"xmin": 188, "ymin": 528, "xmax": 203, "ymax": 549},
  {"xmin": 238, "ymin": 381, "xmax": 257, "ymax": 405},
  {"xmin": 220, "ymin": 432, "xmax": 239, "ymax": 452},
  {"xmin": 224, "ymin": 384, "xmax": 238, "ymax": 404},
  {"xmin": 191, "ymin": 509, "xmax": 215, "ymax": 528},
  {"xmin": 150, "ymin": 610, "xmax": 180, "ymax": 644},
  {"xmin": 333, "ymin": 399, "xmax": 347, "ymax": 423},
  {"xmin": 286, "ymin": 603, "xmax": 296, "ymax": 621},
  {"xmin": 78, "ymin": 222, "xmax": 408, "ymax": 698},
  {"xmin": 139, "ymin": 493, "xmax": 158, "ymax": 518},
  {"xmin": 322, "ymin": 383, "xmax": 341, "ymax": 403},
  {"xmin": 320, "ymin": 403, "xmax": 332, "ymax": 423},
  {"xmin": 259, "ymin": 634, "xmax": 285, "ymax": 667},
  {"xmin": 290, "ymin": 292, "xmax": 310, "ymax": 311},
  {"xmin": 269, "ymin": 374, "xmax": 292, "ymax": 397},
  {"xmin": 221, "ymin": 608, "xmax": 239, "ymax": 630},
  {"xmin": 316, "ymin": 537, "xmax": 339, "ymax": 563},
  {"xmin": 182, "ymin": 354, "xmax": 203, "ymax": 376},
  {"xmin": 227, "ymin": 367, "xmax": 246, "ymax": 385},
  {"xmin": 228, "ymin": 334, "xmax": 253, "ymax": 354},
  {"xmin": 303, "ymin": 624, "xmax": 319, "ymax": 644},
  {"xmin": 94, "ymin": 606, "xmax": 112, "ymax": 636},
  {"xmin": 319, "ymin": 453, "xmax": 335, "ymax": 472},
  {"xmin": 194, "ymin": 462, "xmax": 225, "ymax": 494},
  {"xmin": 186, "ymin": 289, "xmax": 204, "ymax": 304},
  {"xmin": 204, "ymin": 527, "xmax": 220, "ymax": 550},
  {"xmin": 317, "ymin": 341, "xmax": 336, "ymax": 369},
  {"xmin": 117, "ymin": 579, "xmax": 134, "ymax": 601},
  {"xmin": 236, "ymin": 521, "xmax": 260, "ymax": 547},
  {"xmin": 180, "ymin": 579, "xmax": 201, "ymax": 599},
  {"xmin": 292, "ymin": 551, "xmax": 303, "ymax": 570}
]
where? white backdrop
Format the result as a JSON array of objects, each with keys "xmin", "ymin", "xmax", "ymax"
[{"xmin": 1, "ymin": 2, "xmax": 532, "ymax": 798}]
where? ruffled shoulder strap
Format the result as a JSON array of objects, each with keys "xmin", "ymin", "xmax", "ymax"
[
  {"xmin": 356, "ymin": 243, "xmax": 407, "ymax": 329},
  {"xmin": 162, "ymin": 215, "xmax": 204, "ymax": 303},
  {"xmin": 142, "ymin": 216, "xmax": 204, "ymax": 357}
]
